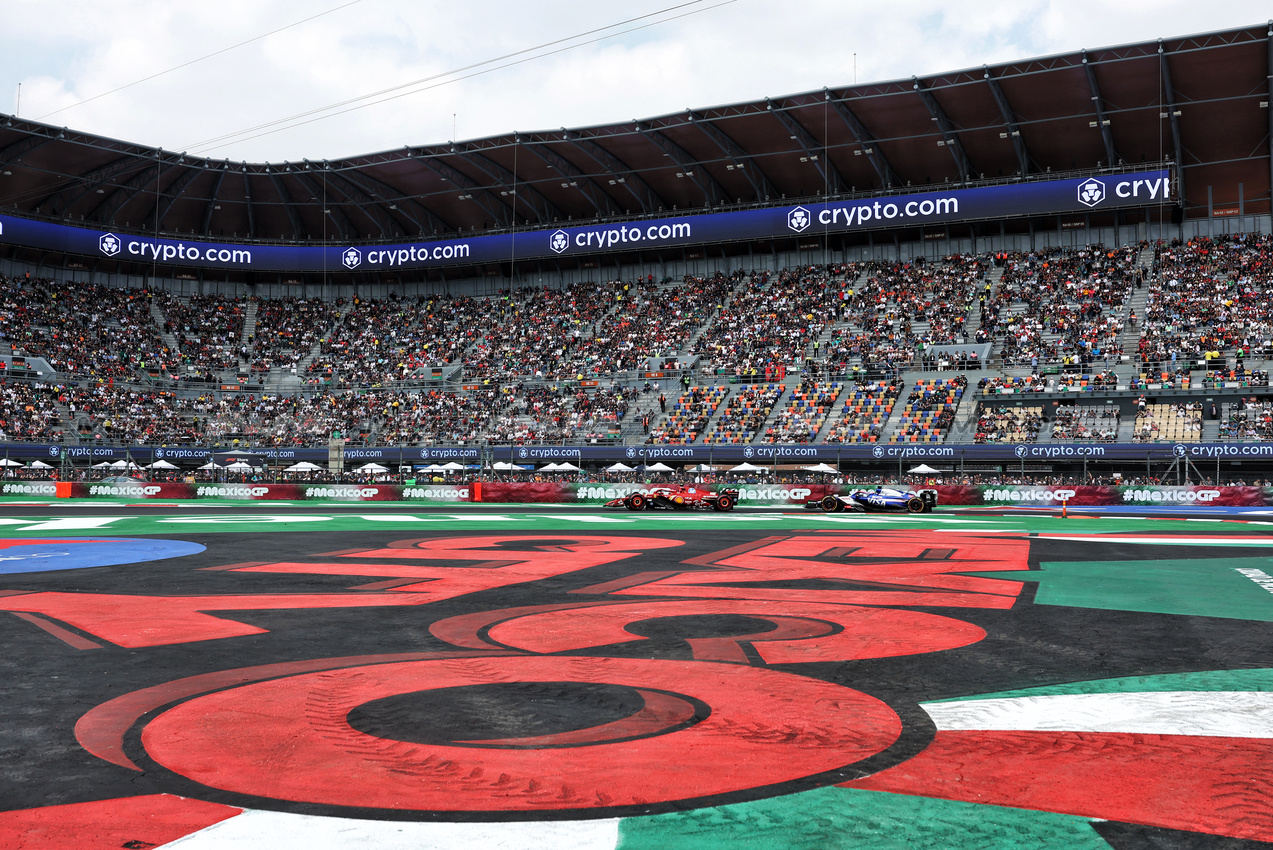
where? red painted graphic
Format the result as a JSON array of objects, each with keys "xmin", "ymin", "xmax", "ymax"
[
  {"xmin": 0, "ymin": 794, "xmax": 240, "ymax": 850},
  {"xmin": 140, "ymin": 656, "xmax": 902, "ymax": 811},
  {"xmin": 846, "ymin": 729, "xmax": 1273, "ymax": 842},
  {"xmin": 608, "ymin": 532, "xmax": 1030, "ymax": 608},
  {"xmin": 457, "ymin": 599, "xmax": 985, "ymax": 663}
]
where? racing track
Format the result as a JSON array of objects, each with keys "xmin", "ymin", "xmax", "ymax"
[{"xmin": 0, "ymin": 500, "xmax": 1271, "ymax": 849}]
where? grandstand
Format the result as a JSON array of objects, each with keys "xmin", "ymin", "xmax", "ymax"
[{"xmin": 0, "ymin": 24, "xmax": 1271, "ymax": 481}]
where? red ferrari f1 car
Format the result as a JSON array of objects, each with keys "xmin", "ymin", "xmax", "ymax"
[{"xmin": 605, "ymin": 485, "xmax": 740, "ymax": 512}]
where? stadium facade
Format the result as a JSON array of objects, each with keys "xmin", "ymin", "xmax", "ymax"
[{"xmin": 0, "ymin": 23, "xmax": 1268, "ymax": 296}]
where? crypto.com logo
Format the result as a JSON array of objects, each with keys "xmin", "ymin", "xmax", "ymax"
[
  {"xmin": 1015, "ymin": 446, "xmax": 1028, "ymax": 458},
  {"xmin": 549, "ymin": 230, "xmax": 570, "ymax": 254},
  {"xmin": 787, "ymin": 206, "xmax": 812, "ymax": 233},
  {"xmin": 342, "ymin": 247, "xmax": 362, "ymax": 270},
  {"xmin": 1173, "ymin": 444, "xmax": 1188, "ymax": 458},
  {"xmin": 872, "ymin": 446, "xmax": 885, "ymax": 458},
  {"xmin": 99, "ymin": 233, "xmax": 121, "ymax": 257},
  {"xmin": 1077, "ymin": 178, "xmax": 1106, "ymax": 207}
]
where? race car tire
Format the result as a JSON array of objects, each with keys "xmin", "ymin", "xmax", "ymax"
[
  {"xmin": 714, "ymin": 495, "xmax": 734, "ymax": 512},
  {"xmin": 627, "ymin": 494, "xmax": 646, "ymax": 512},
  {"xmin": 907, "ymin": 497, "xmax": 925, "ymax": 513},
  {"xmin": 821, "ymin": 495, "xmax": 843, "ymax": 513}
]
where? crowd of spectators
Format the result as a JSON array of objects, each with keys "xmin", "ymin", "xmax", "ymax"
[
  {"xmin": 761, "ymin": 380, "xmax": 842, "ymax": 443},
  {"xmin": 155, "ymin": 292, "xmax": 244, "ymax": 374},
  {"xmin": 974, "ymin": 404, "xmax": 1043, "ymax": 443},
  {"xmin": 249, "ymin": 296, "xmax": 343, "ymax": 375},
  {"xmin": 1139, "ymin": 234, "xmax": 1273, "ymax": 371},
  {"xmin": 1219, "ymin": 397, "xmax": 1273, "ymax": 441},
  {"xmin": 1049, "ymin": 404, "xmax": 1120, "ymax": 442},
  {"xmin": 989, "ymin": 244, "xmax": 1139, "ymax": 369}
]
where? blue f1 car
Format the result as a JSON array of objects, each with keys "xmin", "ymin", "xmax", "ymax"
[{"xmin": 805, "ymin": 486, "xmax": 938, "ymax": 513}]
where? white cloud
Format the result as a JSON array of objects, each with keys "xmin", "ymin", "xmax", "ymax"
[{"xmin": 0, "ymin": 0, "xmax": 1268, "ymax": 161}]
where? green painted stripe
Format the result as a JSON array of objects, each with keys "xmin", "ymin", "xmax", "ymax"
[
  {"xmin": 0, "ymin": 509, "xmax": 1268, "ymax": 537},
  {"xmin": 968, "ymin": 557, "xmax": 1273, "ymax": 622},
  {"xmin": 616, "ymin": 786, "xmax": 1110, "ymax": 850},
  {"xmin": 928, "ymin": 668, "xmax": 1273, "ymax": 703}
]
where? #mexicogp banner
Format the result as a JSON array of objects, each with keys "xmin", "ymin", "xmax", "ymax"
[{"xmin": 3, "ymin": 481, "xmax": 1272, "ymax": 506}]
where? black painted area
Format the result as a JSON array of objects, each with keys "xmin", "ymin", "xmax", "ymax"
[
  {"xmin": 0, "ymin": 523, "xmax": 1270, "ymax": 828},
  {"xmin": 347, "ymin": 682, "xmax": 647, "ymax": 745}
]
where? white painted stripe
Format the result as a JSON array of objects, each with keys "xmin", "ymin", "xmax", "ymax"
[
  {"xmin": 922, "ymin": 691, "xmax": 1273, "ymax": 738},
  {"xmin": 158, "ymin": 809, "xmax": 620, "ymax": 850},
  {"xmin": 1038, "ymin": 535, "xmax": 1273, "ymax": 546}
]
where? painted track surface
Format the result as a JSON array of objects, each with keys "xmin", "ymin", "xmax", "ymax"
[{"xmin": 1, "ymin": 501, "xmax": 1271, "ymax": 848}]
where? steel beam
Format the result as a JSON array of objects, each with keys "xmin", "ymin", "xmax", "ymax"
[
  {"xmin": 1157, "ymin": 42, "xmax": 1185, "ymax": 201},
  {"xmin": 687, "ymin": 110, "xmax": 777, "ymax": 200},
  {"xmin": 767, "ymin": 99, "xmax": 846, "ymax": 193},
  {"xmin": 518, "ymin": 141, "xmax": 615, "ymax": 217},
  {"xmin": 413, "ymin": 151, "xmax": 511, "ymax": 226},
  {"xmin": 823, "ymin": 91, "xmax": 899, "ymax": 189},
  {"xmin": 243, "ymin": 170, "xmax": 255, "ymax": 238},
  {"xmin": 290, "ymin": 170, "xmax": 356, "ymax": 240},
  {"xmin": 912, "ymin": 78, "xmax": 972, "ymax": 182},
  {"xmin": 201, "ymin": 166, "xmax": 227, "ymax": 236},
  {"xmin": 564, "ymin": 136, "xmax": 664, "ymax": 213},
  {"xmin": 1082, "ymin": 50, "xmax": 1119, "ymax": 166},
  {"xmin": 450, "ymin": 144, "xmax": 564, "ymax": 224},
  {"xmin": 638, "ymin": 123, "xmax": 726, "ymax": 206},
  {"xmin": 268, "ymin": 172, "xmax": 308, "ymax": 239},
  {"xmin": 330, "ymin": 167, "xmax": 452, "ymax": 235},
  {"xmin": 150, "ymin": 166, "xmax": 202, "ymax": 234},
  {"xmin": 983, "ymin": 67, "xmax": 1032, "ymax": 176}
]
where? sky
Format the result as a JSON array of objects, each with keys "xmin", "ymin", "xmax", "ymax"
[{"xmin": 1, "ymin": 1, "xmax": 1269, "ymax": 163}]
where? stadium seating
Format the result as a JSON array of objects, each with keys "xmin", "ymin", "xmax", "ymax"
[
  {"xmin": 646, "ymin": 385, "xmax": 728, "ymax": 444},
  {"xmin": 974, "ymin": 404, "xmax": 1043, "ymax": 443},
  {"xmin": 890, "ymin": 377, "xmax": 965, "ymax": 443},
  {"xmin": 1048, "ymin": 404, "xmax": 1120, "ymax": 442},
  {"xmin": 701, "ymin": 383, "xmax": 782, "ymax": 444},
  {"xmin": 822, "ymin": 380, "xmax": 901, "ymax": 444},
  {"xmin": 762, "ymin": 381, "xmax": 843, "ymax": 443},
  {"xmin": 1132, "ymin": 402, "xmax": 1203, "ymax": 442}
]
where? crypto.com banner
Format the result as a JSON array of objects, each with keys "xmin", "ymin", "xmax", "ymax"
[{"xmin": 0, "ymin": 170, "xmax": 1171, "ymax": 273}]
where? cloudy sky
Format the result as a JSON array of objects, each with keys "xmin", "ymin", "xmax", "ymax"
[{"xmin": 2, "ymin": 1, "xmax": 1268, "ymax": 162}]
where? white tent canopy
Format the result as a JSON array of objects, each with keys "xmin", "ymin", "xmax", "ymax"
[
  {"xmin": 441, "ymin": 462, "xmax": 466, "ymax": 471},
  {"xmin": 284, "ymin": 461, "xmax": 324, "ymax": 472},
  {"xmin": 110, "ymin": 460, "xmax": 141, "ymax": 469},
  {"xmin": 356, "ymin": 462, "xmax": 390, "ymax": 473},
  {"xmin": 539, "ymin": 462, "xmax": 562, "ymax": 471},
  {"xmin": 223, "ymin": 461, "xmax": 255, "ymax": 472},
  {"xmin": 554, "ymin": 461, "xmax": 581, "ymax": 471},
  {"xmin": 907, "ymin": 464, "xmax": 941, "ymax": 474},
  {"xmin": 197, "ymin": 461, "xmax": 222, "ymax": 470},
  {"xmin": 146, "ymin": 459, "xmax": 179, "ymax": 470},
  {"xmin": 28, "ymin": 460, "xmax": 53, "ymax": 469},
  {"xmin": 687, "ymin": 463, "xmax": 716, "ymax": 472},
  {"xmin": 728, "ymin": 462, "xmax": 765, "ymax": 472},
  {"xmin": 0, "ymin": 458, "xmax": 25, "ymax": 467},
  {"xmin": 801, "ymin": 463, "xmax": 838, "ymax": 474},
  {"xmin": 605, "ymin": 462, "xmax": 636, "ymax": 472},
  {"xmin": 491, "ymin": 461, "xmax": 527, "ymax": 471},
  {"xmin": 644, "ymin": 462, "xmax": 674, "ymax": 472}
]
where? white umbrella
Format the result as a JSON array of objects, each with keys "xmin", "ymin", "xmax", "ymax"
[
  {"xmin": 802, "ymin": 463, "xmax": 838, "ymax": 474},
  {"xmin": 728, "ymin": 462, "xmax": 764, "ymax": 472},
  {"xmin": 0, "ymin": 458, "xmax": 23, "ymax": 467},
  {"xmin": 605, "ymin": 462, "xmax": 636, "ymax": 472},
  {"xmin": 907, "ymin": 464, "xmax": 941, "ymax": 474},
  {"xmin": 645, "ymin": 462, "xmax": 674, "ymax": 472},
  {"xmin": 28, "ymin": 460, "xmax": 53, "ymax": 469},
  {"xmin": 146, "ymin": 460, "xmax": 179, "ymax": 470},
  {"xmin": 284, "ymin": 461, "xmax": 323, "ymax": 472},
  {"xmin": 356, "ymin": 462, "xmax": 390, "ymax": 473},
  {"xmin": 441, "ymin": 461, "xmax": 466, "ymax": 471}
]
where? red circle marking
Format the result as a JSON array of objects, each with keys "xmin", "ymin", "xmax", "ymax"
[{"xmin": 141, "ymin": 656, "xmax": 900, "ymax": 812}]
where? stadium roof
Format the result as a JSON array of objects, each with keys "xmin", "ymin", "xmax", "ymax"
[{"xmin": 0, "ymin": 22, "xmax": 1269, "ymax": 247}]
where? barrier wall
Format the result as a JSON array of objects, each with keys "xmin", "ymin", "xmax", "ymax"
[{"xmin": 5, "ymin": 480, "xmax": 1270, "ymax": 507}]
